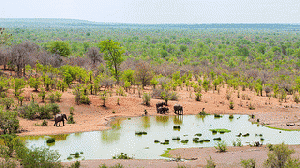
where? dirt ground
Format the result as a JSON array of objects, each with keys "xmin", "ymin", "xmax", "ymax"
[{"xmin": 13, "ymin": 83, "xmax": 300, "ymax": 167}]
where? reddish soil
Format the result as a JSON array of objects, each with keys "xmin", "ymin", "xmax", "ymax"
[{"xmin": 12, "ymin": 82, "xmax": 300, "ymax": 167}]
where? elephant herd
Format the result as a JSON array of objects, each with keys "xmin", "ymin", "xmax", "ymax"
[
  {"xmin": 156, "ymin": 102, "xmax": 183, "ymax": 115},
  {"xmin": 53, "ymin": 102, "xmax": 183, "ymax": 127}
]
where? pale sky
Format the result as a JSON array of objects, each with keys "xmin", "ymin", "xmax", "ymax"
[{"xmin": 1, "ymin": 0, "xmax": 300, "ymax": 24}]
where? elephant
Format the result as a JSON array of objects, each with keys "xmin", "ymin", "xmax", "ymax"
[
  {"xmin": 157, "ymin": 107, "xmax": 169, "ymax": 114},
  {"xmin": 174, "ymin": 104, "xmax": 183, "ymax": 115},
  {"xmin": 54, "ymin": 114, "xmax": 68, "ymax": 126},
  {"xmin": 156, "ymin": 101, "xmax": 166, "ymax": 109}
]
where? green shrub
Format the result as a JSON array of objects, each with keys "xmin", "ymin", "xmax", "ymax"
[
  {"xmin": 29, "ymin": 77, "xmax": 41, "ymax": 91},
  {"xmin": 18, "ymin": 101, "xmax": 39, "ymax": 120},
  {"xmin": 233, "ymin": 138, "xmax": 243, "ymax": 147},
  {"xmin": 241, "ymin": 158, "xmax": 256, "ymax": 168},
  {"xmin": 206, "ymin": 156, "xmax": 216, "ymax": 168},
  {"xmin": 229, "ymin": 114, "xmax": 234, "ymax": 119},
  {"xmin": 42, "ymin": 120, "xmax": 47, "ymax": 126},
  {"xmin": 214, "ymin": 140, "xmax": 227, "ymax": 152},
  {"xmin": 69, "ymin": 106, "xmax": 75, "ymax": 115},
  {"xmin": 170, "ymin": 91, "xmax": 179, "ymax": 100},
  {"xmin": 249, "ymin": 103, "xmax": 255, "ymax": 110},
  {"xmin": 264, "ymin": 143, "xmax": 296, "ymax": 168},
  {"xmin": 70, "ymin": 161, "xmax": 80, "ymax": 168},
  {"xmin": 67, "ymin": 115, "xmax": 75, "ymax": 124},
  {"xmin": 195, "ymin": 92, "xmax": 202, "ymax": 101},
  {"xmin": 48, "ymin": 92, "xmax": 56, "ymax": 103},
  {"xmin": 0, "ymin": 98, "xmax": 14, "ymax": 110},
  {"xmin": 229, "ymin": 100, "xmax": 234, "ymax": 109},
  {"xmin": 38, "ymin": 88, "xmax": 46, "ymax": 102},
  {"xmin": 16, "ymin": 146, "xmax": 62, "ymax": 168},
  {"xmin": 142, "ymin": 93, "xmax": 151, "ymax": 106},
  {"xmin": 80, "ymin": 94, "xmax": 91, "ymax": 105},
  {"xmin": 112, "ymin": 153, "xmax": 133, "ymax": 159}
]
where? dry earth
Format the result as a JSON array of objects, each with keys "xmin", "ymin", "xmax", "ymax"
[{"xmin": 11, "ymin": 83, "xmax": 300, "ymax": 167}]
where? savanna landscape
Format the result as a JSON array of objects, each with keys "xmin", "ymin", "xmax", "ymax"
[{"xmin": 1, "ymin": 19, "xmax": 300, "ymax": 168}]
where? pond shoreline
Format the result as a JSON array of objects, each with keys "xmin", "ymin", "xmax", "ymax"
[{"xmin": 61, "ymin": 145, "xmax": 300, "ymax": 168}]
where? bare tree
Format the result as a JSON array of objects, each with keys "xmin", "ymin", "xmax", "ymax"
[
  {"xmin": 0, "ymin": 47, "xmax": 11, "ymax": 70},
  {"xmin": 86, "ymin": 47, "xmax": 103, "ymax": 69},
  {"xmin": 11, "ymin": 42, "xmax": 39, "ymax": 76},
  {"xmin": 134, "ymin": 60, "xmax": 154, "ymax": 89}
]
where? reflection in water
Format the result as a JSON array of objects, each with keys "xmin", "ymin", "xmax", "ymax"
[
  {"xmin": 155, "ymin": 116, "xmax": 169, "ymax": 125},
  {"xmin": 173, "ymin": 115, "xmax": 183, "ymax": 125},
  {"xmin": 195, "ymin": 114, "xmax": 206, "ymax": 122},
  {"xmin": 110, "ymin": 117, "xmax": 126, "ymax": 130},
  {"xmin": 74, "ymin": 132, "xmax": 82, "ymax": 137},
  {"xmin": 101, "ymin": 130, "xmax": 121, "ymax": 144},
  {"xmin": 49, "ymin": 134, "xmax": 69, "ymax": 141},
  {"xmin": 19, "ymin": 135, "xmax": 46, "ymax": 141},
  {"xmin": 24, "ymin": 115, "xmax": 300, "ymax": 161},
  {"xmin": 141, "ymin": 116, "xmax": 150, "ymax": 129}
]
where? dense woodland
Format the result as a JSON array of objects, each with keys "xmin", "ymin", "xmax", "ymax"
[{"xmin": 1, "ymin": 19, "xmax": 300, "ymax": 167}]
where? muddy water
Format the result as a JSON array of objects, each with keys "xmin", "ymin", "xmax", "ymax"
[{"xmin": 23, "ymin": 115, "xmax": 300, "ymax": 161}]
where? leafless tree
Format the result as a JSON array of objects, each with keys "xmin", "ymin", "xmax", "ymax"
[
  {"xmin": 0, "ymin": 47, "xmax": 11, "ymax": 70},
  {"xmin": 11, "ymin": 42, "xmax": 39, "ymax": 76},
  {"xmin": 134, "ymin": 60, "xmax": 154, "ymax": 89},
  {"xmin": 86, "ymin": 47, "xmax": 103, "ymax": 69}
]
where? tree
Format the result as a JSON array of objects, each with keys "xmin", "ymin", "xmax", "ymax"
[
  {"xmin": 86, "ymin": 47, "xmax": 103, "ymax": 68},
  {"xmin": 47, "ymin": 41, "xmax": 71, "ymax": 57},
  {"xmin": 134, "ymin": 61, "xmax": 154, "ymax": 89},
  {"xmin": 100, "ymin": 40, "xmax": 125, "ymax": 84},
  {"xmin": 11, "ymin": 42, "xmax": 39, "ymax": 76}
]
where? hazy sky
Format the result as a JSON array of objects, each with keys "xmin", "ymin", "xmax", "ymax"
[{"xmin": 1, "ymin": 0, "xmax": 300, "ymax": 24}]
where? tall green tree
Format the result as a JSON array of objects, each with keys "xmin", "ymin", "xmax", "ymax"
[
  {"xmin": 47, "ymin": 41, "xmax": 71, "ymax": 57},
  {"xmin": 100, "ymin": 40, "xmax": 125, "ymax": 84}
]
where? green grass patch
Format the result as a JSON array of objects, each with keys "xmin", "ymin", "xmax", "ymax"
[
  {"xmin": 266, "ymin": 126, "xmax": 300, "ymax": 131},
  {"xmin": 209, "ymin": 129, "xmax": 231, "ymax": 133},
  {"xmin": 160, "ymin": 148, "xmax": 175, "ymax": 158}
]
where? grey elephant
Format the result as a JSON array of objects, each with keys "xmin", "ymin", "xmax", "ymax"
[
  {"xmin": 157, "ymin": 107, "xmax": 169, "ymax": 114},
  {"xmin": 174, "ymin": 104, "xmax": 183, "ymax": 115},
  {"xmin": 54, "ymin": 114, "xmax": 68, "ymax": 126},
  {"xmin": 156, "ymin": 101, "xmax": 166, "ymax": 109}
]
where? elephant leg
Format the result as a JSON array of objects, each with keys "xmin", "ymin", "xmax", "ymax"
[{"xmin": 63, "ymin": 120, "xmax": 64, "ymax": 126}]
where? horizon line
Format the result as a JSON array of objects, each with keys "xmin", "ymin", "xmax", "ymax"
[{"xmin": 1, "ymin": 18, "xmax": 299, "ymax": 25}]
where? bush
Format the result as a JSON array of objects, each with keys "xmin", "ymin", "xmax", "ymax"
[
  {"xmin": 214, "ymin": 140, "xmax": 227, "ymax": 152},
  {"xmin": 112, "ymin": 153, "xmax": 133, "ymax": 159},
  {"xmin": 42, "ymin": 120, "xmax": 47, "ymax": 126},
  {"xmin": 151, "ymin": 88, "xmax": 164, "ymax": 99},
  {"xmin": 206, "ymin": 156, "xmax": 216, "ymax": 168},
  {"xmin": 142, "ymin": 93, "xmax": 151, "ymax": 106},
  {"xmin": 229, "ymin": 101, "xmax": 234, "ymax": 110},
  {"xmin": 248, "ymin": 103, "xmax": 255, "ymax": 110},
  {"xmin": 294, "ymin": 94, "xmax": 300, "ymax": 104},
  {"xmin": 264, "ymin": 143, "xmax": 296, "ymax": 168},
  {"xmin": 16, "ymin": 146, "xmax": 62, "ymax": 168},
  {"xmin": 79, "ymin": 94, "xmax": 90, "ymax": 105},
  {"xmin": 241, "ymin": 158, "xmax": 256, "ymax": 168},
  {"xmin": 48, "ymin": 92, "xmax": 56, "ymax": 103},
  {"xmin": 18, "ymin": 101, "xmax": 39, "ymax": 120},
  {"xmin": 69, "ymin": 161, "xmax": 80, "ymax": 168},
  {"xmin": 195, "ymin": 92, "xmax": 202, "ymax": 101},
  {"xmin": 170, "ymin": 91, "xmax": 179, "ymax": 100},
  {"xmin": 67, "ymin": 115, "xmax": 75, "ymax": 124},
  {"xmin": 233, "ymin": 139, "xmax": 243, "ymax": 147},
  {"xmin": 0, "ymin": 98, "xmax": 14, "ymax": 110}
]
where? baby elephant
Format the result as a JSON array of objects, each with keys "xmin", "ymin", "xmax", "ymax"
[{"xmin": 54, "ymin": 114, "xmax": 68, "ymax": 126}]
